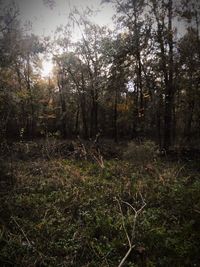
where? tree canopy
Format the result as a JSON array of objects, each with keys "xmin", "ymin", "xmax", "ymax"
[{"xmin": 0, "ymin": 0, "xmax": 199, "ymax": 150}]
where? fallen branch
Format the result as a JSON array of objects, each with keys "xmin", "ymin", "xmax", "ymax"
[
  {"xmin": 118, "ymin": 245, "xmax": 135, "ymax": 267},
  {"xmin": 116, "ymin": 193, "xmax": 146, "ymax": 267},
  {"xmin": 76, "ymin": 134, "xmax": 104, "ymax": 168},
  {"xmin": 11, "ymin": 216, "xmax": 31, "ymax": 247}
]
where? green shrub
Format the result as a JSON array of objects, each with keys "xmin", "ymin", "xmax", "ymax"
[{"xmin": 123, "ymin": 140, "xmax": 158, "ymax": 165}]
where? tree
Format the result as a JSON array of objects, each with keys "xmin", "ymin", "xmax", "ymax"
[
  {"xmin": 0, "ymin": 2, "xmax": 45, "ymax": 139},
  {"xmin": 70, "ymin": 9, "xmax": 110, "ymax": 137},
  {"xmin": 54, "ymin": 52, "xmax": 90, "ymax": 138}
]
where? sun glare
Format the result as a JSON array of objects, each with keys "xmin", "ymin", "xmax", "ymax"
[{"xmin": 41, "ymin": 60, "xmax": 53, "ymax": 77}]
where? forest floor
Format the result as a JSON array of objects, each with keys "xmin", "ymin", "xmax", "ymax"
[{"xmin": 0, "ymin": 139, "xmax": 200, "ymax": 267}]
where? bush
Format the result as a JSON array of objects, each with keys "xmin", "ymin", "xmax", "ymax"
[{"xmin": 123, "ymin": 140, "xmax": 158, "ymax": 165}]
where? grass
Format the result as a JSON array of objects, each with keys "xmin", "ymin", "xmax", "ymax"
[{"xmin": 0, "ymin": 141, "xmax": 200, "ymax": 266}]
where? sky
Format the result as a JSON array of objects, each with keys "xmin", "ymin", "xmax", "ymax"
[
  {"xmin": 1, "ymin": 0, "xmax": 115, "ymax": 76},
  {"xmin": 10, "ymin": 0, "xmax": 114, "ymax": 36}
]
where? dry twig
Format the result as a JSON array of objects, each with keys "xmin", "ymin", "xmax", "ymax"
[
  {"xmin": 11, "ymin": 216, "xmax": 31, "ymax": 246},
  {"xmin": 116, "ymin": 193, "xmax": 146, "ymax": 267}
]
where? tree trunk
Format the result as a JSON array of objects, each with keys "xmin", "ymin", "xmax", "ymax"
[
  {"xmin": 75, "ymin": 105, "xmax": 80, "ymax": 135},
  {"xmin": 80, "ymin": 97, "xmax": 88, "ymax": 139},
  {"xmin": 164, "ymin": 0, "xmax": 174, "ymax": 150},
  {"xmin": 26, "ymin": 54, "xmax": 34, "ymax": 139},
  {"xmin": 57, "ymin": 72, "xmax": 67, "ymax": 138},
  {"xmin": 114, "ymin": 88, "xmax": 118, "ymax": 143}
]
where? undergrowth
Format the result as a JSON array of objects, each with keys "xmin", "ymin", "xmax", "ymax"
[{"xmin": 0, "ymin": 141, "xmax": 199, "ymax": 266}]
